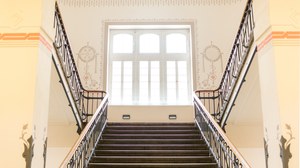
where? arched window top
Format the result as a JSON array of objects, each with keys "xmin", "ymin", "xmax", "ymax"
[
  {"xmin": 166, "ymin": 33, "xmax": 187, "ymax": 53},
  {"xmin": 139, "ymin": 33, "xmax": 160, "ymax": 53},
  {"xmin": 113, "ymin": 34, "xmax": 133, "ymax": 53}
]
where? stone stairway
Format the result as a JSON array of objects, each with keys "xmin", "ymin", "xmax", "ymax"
[{"xmin": 89, "ymin": 123, "xmax": 218, "ymax": 168}]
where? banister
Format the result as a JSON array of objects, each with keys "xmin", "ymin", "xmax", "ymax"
[
  {"xmin": 197, "ymin": 0, "xmax": 255, "ymax": 129},
  {"xmin": 53, "ymin": 1, "xmax": 106, "ymax": 133},
  {"xmin": 193, "ymin": 92, "xmax": 251, "ymax": 168},
  {"xmin": 60, "ymin": 94, "xmax": 109, "ymax": 168}
]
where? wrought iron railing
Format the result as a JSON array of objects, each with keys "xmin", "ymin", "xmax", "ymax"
[
  {"xmin": 60, "ymin": 95, "xmax": 109, "ymax": 168},
  {"xmin": 196, "ymin": 0, "xmax": 255, "ymax": 128},
  {"xmin": 194, "ymin": 93, "xmax": 250, "ymax": 168},
  {"xmin": 53, "ymin": 2, "xmax": 106, "ymax": 133}
]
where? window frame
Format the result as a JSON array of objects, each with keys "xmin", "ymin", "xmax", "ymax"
[{"xmin": 108, "ymin": 28, "xmax": 192, "ymax": 105}]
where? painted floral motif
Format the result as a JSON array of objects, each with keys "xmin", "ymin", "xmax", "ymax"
[
  {"xmin": 19, "ymin": 124, "xmax": 34, "ymax": 168},
  {"xmin": 280, "ymin": 124, "xmax": 295, "ymax": 168}
]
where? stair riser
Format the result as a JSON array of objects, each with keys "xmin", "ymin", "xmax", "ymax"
[
  {"xmin": 105, "ymin": 126, "xmax": 197, "ymax": 130},
  {"xmin": 94, "ymin": 150, "xmax": 210, "ymax": 156},
  {"xmin": 89, "ymin": 164, "xmax": 217, "ymax": 168},
  {"xmin": 104, "ymin": 130, "xmax": 200, "ymax": 134},
  {"xmin": 99, "ymin": 139, "xmax": 205, "ymax": 144},
  {"xmin": 102, "ymin": 134, "xmax": 201, "ymax": 139},
  {"xmin": 96, "ymin": 145, "xmax": 208, "ymax": 150},
  {"xmin": 91, "ymin": 157, "xmax": 214, "ymax": 163}
]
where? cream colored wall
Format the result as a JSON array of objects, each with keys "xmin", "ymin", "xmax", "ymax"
[
  {"xmin": 0, "ymin": 0, "xmax": 44, "ymax": 167},
  {"xmin": 274, "ymin": 46, "xmax": 299, "ymax": 168},
  {"xmin": 58, "ymin": 1, "xmax": 247, "ymax": 91},
  {"xmin": 253, "ymin": 0, "xmax": 300, "ymax": 167},
  {"xmin": 226, "ymin": 54, "xmax": 265, "ymax": 167},
  {"xmin": 46, "ymin": 60, "xmax": 80, "ymax": 167},
  {"xmin": 0, "ymin": 47, "xmax": 38, "ymax": 167}
]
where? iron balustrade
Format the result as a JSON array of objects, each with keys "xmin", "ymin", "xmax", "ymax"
[
  {"xmin": 194, "ymin": 93, "xmax": 250, "ymax": 168},
  {"xmin": 53, "ymin": 2, "xmax": 106, "ymax": 132},
  {"xmin": 196, "ymin": 0, "xmax": 255, "ymax": 128},
  {"xmin": 60, "ymin": 95, "xmax": 109, "ymax": 168}
]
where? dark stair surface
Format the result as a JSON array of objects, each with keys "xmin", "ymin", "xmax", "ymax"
[{"xmin": 89, "ymin": 122, "xmax": 217, "ymax": 168}]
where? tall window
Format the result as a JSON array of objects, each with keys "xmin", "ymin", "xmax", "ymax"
[{"xmin": 108, "ymin": 28, "xmax": 192, "ymax": 105}]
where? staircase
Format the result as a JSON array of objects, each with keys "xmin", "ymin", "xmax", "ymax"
[{"xmin": 89, "ymin": 123, "xmax": 217, "ymax": 168}]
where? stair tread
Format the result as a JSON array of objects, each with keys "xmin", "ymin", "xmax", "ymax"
[
  {"xmin": 89, "ymin": 163, "xmax": 217, "ymax": 165},
  {"xmin": 98, "ymin": 144, "xmax": 206, "ymax": 147},
  {"xmin": 92, "ymin": 156, "xmax": 214, "ymax": 159}
]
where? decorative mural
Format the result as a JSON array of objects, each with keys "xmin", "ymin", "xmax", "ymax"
[
  {"xmin": 76, "ymin": 43, "xmax": 101, "ymax": 90},
  {"xmin": 58, "ymin": 0, "xmax": 242, "ymax": 7},
  {"xmin": 19, "ymin": 124, "xmax": 34, "ymax": 168},
  {"xmin": 199, "ymin": 42, "xmax": 223, "ymax": 89},
  {"xmin": 280, "ymin": 124, "xmax": 295, "ymax": 168}
]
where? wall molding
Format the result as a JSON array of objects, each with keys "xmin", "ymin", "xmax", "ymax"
[
  {"xmin": 58, "ymin": 0, "xmax": 241, "ymax": 7},
  {"xmin": 257, "ymin": 31, "xmax": 300, "ymax": 50},
  {"xmin": 0, "ymin": 32, "xmax": 53, "ymax": 52}
]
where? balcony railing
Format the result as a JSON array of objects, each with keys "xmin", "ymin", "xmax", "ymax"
[
  {"xmin": 53, "ymin": 2, "xmax": 106, "ymax": 133},
  {"xmin": 196, "ymin": 0, "xmax": 256, "ymax": 129}
]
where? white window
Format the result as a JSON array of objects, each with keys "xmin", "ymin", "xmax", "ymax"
[{"xmin": 108, "ymin": 28, "xmax": 192, "ymax": 105}]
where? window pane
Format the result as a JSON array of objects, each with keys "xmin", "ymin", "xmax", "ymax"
[
  {"xmin": 139, "ymin": 34, "xmax": 160, "ymax": 53},
  {"xmin": 178, "ymin": 61, "xmax": 188, "ymax": 103},
  {"xmin": 166, "ymin": 33, "xmax": 187, "ymax": 53},
  {"xmin": 111, "ymin": 61, "xmax": 122, "ymax": 103},
  {"xmin": 167, "ymin": 61, "xmax": 176, "ymax": 103},
  {"xmin": 123, "ymin": 61, "xmax": 132, "ymax": 103},
  {"xmin": 151, "ymin": 61, "xmax": 160, "ymax": 103},
  {"xmin": 113, "ymin": 34, "xmax": 133, "ymax": 53},
  {"xmin": 139, "ymin": 61, "xmax": 148, "ymax": 103}
]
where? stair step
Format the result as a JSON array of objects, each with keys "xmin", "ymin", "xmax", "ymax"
[
  {"xmin": 104, "ymin": 129, "xmax": 200, "ymax": 134},
  {"xmin": 90, "ymin": 156, "xmax": 215, "ymax": 163},
  {"xmin": 89, "ymin": 162, "xmax": 218, "ymax": 168},
  {"xmin": 105, "ymin": 125, "xmax": 197, "ymax": 130},
  {"xmin": 107, "ymin": 123, "xmax": 195, "ymax": 126},
  {"xmin": 94, "ymin": 149, "xmax": 210, "ymax": 156},
  {"xmin": 99, "ymin": 139, "xmax": 205, "ymax": 144},
  {"xmin": 102, "ymin": 134, "xmax": 201, "ymax": 139},
  {"xmin": 96, "ymin": 144, "xmax": 208, "ymax": 150},
  {"xmin": 89, "ymin": 122, "xmax": 217, "ymax": 167}
]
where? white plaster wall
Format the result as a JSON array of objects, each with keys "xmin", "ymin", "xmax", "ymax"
[{"xmin": 57, "ymin": 1, "xmax": 247, "ymax": 90}]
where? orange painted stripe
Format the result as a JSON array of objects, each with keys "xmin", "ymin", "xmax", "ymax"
[
  {"xmin": 0, "ymin": 32, "xmax": 52, "ymax": 52},
  {"xmin": 0, "ymin": 33, "xmax": 40, "ymax": 40},
  {"xmin": 258, "ymin": 31, "xmax": 300, "ymax": 50}
]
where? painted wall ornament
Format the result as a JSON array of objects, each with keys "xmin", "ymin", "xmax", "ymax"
[
  {"xmin": 200, "ymin": 42, "xmax": 223, "ymax": 89},
  {"xmin": 280, "ymin": 124, "xmax": 295, "ymax": 168},
  {"xmin": 263, "ymin": 128, "xmax": 269, "ymax": 168},
  {"xmin": 77, "ymin": 43, "xmax": 100, "ymax": 90},
  {"xmin": 19, "ymin": 124, "xmax": 34, "ymax": 168}
]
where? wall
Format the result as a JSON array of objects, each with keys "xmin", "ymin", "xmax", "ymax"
[
  {"xmin": 46, "ymin": 61, "xmax": 79, "ymax": 168},
  {"xmin": 253, "ymin": 0, "xmax": 300, "ymax": 167},
  {"xmin": 57, "ymin": 0, "xmax": 247, "ymax": 91},
  {"xmin": 109, "ymin": 105, "xmax": 194, "ymax": 123},
  {"xmin": 0, "ymin": 0, "xmax": 43, "ymax": 167},
  {"xmin": 226, "ymin": 54, "xmax": 265, "ymax": 167}
]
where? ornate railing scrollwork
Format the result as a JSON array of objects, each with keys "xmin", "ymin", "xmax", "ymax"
[
  {"xmin": 53, "ymin": 2, "xmax": 106, "ymax": 132},
  {"xmin": 194, "ymin": 93, "xmax": 250, "ymax": 168},
  {"xmin": 196, "ymin": 0, "xmax": 255, "ymax": 128}
]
